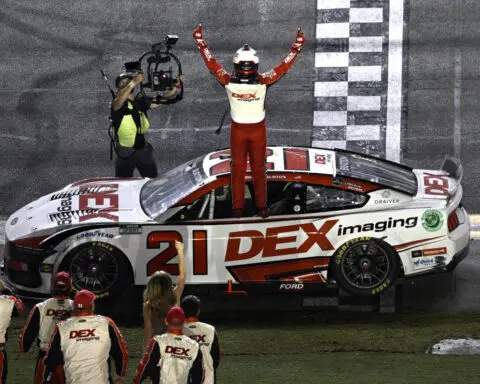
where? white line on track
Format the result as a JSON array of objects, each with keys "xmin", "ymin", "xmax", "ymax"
[
  {"xmin": 0, "ymin": 134, "xmax": 37, "ymax": 142},
  {"xmin": 148, "ymin": 127, "xmax": 304, "ymax": 133}
]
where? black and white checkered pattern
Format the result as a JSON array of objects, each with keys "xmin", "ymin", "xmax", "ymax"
[{"xmin": 312, "ymin": 0, "xmax": 404, "ymax": 160}]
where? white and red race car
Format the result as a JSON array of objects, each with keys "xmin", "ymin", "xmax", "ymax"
[{"xmin": 2, "ymin": 146, "xmax": 470, "ymax": 309}]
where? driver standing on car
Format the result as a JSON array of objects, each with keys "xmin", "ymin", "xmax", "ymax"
[
  {"xmin": 193, "ymin": 24, "xmax": 305, "ymax": 218},
  {"xmin": 111, "ymin": 61, "xmax": 184, "ymax": 178}
]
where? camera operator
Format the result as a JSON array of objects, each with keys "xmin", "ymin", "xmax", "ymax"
[{"xmin": 110, "ymin": 65, "xmax": 184, "ymax": 178}]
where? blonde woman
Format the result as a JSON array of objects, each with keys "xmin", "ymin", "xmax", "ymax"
[{"xmin": 143, "ymin": 240, "xmax": 186, "ymax": 348}]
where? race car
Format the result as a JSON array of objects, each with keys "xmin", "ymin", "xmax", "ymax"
[{"xmin": 1, "ymin": 146, "xmax": 470, "ymax": 310}]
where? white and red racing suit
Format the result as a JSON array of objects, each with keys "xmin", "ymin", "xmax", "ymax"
[
  {"xmin": 193, "ymin": 25, "xmax": 305, "ymax": 213},
  {"xmin": 0, "ymin": 294, "xmax": 24, "ymax": 384},
  {"xmin": 183, "ymin": 317, "xmax": 221, "ymax": 384},
  {"xmin": 19, "ymin": 296, "xmax": 74, "ymax": 384},
  {"xmin": 42, "ymin": 313, "xmax": 128, "ymax": 384},
  {"xmin": 133, "ymin": 329, "xmax": 204, "ymax": 384}
]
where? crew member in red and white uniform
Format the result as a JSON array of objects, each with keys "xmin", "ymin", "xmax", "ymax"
[
  {"xmin": 181, "ymin": 295, "xmax": 221, "ymax": 384},
  {"xmin": 19, "ymin": 272, "xmax": 74, "ymax": 384},
  {"xmin": 133, "ymin": 306, "xmax": 204, "ymax": 384},
  {"xmin": 193, "ymin": 23, "xmax": 305, "ymax": 218},
  {"xmin": 0, "ymin": 280, "xmax": 25, "ymax": 384},
  {"xmin": 42, "ymin": 290, "xmax": 128, "ymax": 384}
]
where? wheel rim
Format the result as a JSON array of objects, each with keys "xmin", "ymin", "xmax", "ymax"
[
  {"xmin": 69, "ymin": 246, "xmax": 119, "ymax": 293},
  {"xmin": 340, "ymin": 242, "xmax": 390, "ymax": 289}
]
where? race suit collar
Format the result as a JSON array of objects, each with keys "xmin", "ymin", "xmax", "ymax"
[
  {"xmin": 167, "ymin": 329, "xmax": 183, "ymax": 335},
  {"xmin": 73, "ymin": 311, "xmax": 94, "ymax": 317},
  {"xmin": 185, "ymin": 317, "xmax": 198, "ymax": 323}
]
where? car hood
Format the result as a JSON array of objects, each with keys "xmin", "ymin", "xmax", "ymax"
[{"xmin": 5, "ymin": 178, "xmax": 151, "ymax": 243}]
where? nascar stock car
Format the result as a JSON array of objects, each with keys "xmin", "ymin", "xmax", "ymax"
[{"xmin": 1, "ymin": 146, "xmax": 471, "ymax": 311}]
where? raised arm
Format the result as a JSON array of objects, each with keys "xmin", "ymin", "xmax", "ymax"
[
  {"xmin": 193, "ymin": 24, "xmax": 231, "ymax": 86},
  {"xmin": 259, "ymin": 28, "xmax": 306, "ymax": 86},
  {"xmin": 19, "ymin": 305, "xmax": 40, "ymax": 353},
  {"xmin": 173, "ymin": 241, "xmax": 185, "ymax": 304}
]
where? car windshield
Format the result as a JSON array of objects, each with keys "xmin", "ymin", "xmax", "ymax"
[
  {"xmin": 335, "ymin": 151, "xmax": 417, "ymax": 195},
  {"xmin": 140, "ymin": 155, "xmax": 208, "ymax": 219}
]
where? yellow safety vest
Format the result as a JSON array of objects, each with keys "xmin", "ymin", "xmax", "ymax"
[{"xmin": 117, "ymin": 101, "xmax": 150, "ymax": 147}]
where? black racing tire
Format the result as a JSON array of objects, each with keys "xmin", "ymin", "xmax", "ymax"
[
  {"xmin": 331, "ymin": 237, "xmax": 399, "ymax": 296},
  {"xmin": 59, "ymin": 241, "xmax": 137, "ymax": 318}
]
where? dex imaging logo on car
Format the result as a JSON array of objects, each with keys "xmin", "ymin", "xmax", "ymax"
[
  {"xmin": 336, "ymin": 217, "xmax": 418, "ymax": 236},
  {"xmin": 225, "ymin": 220, "xmax": 338, "ymax": 262}
]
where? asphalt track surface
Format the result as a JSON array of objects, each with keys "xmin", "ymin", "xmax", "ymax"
[{"xmin": 1, "ymin": 0, "xmax": 480, "ymax": 311}]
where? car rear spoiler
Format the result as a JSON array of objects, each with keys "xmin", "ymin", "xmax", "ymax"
[{"xmin": 441, "ymin": 155, "xmax": 463, "ymax": 196}]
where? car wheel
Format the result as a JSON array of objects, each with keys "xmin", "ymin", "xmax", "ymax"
[
  {"xmin": 332, "ymin": 237, "xmax": 399, "ymax": 296},
  {"xmin": 59, "ymin": 241, "xmax": 136, "ymax": 317}
]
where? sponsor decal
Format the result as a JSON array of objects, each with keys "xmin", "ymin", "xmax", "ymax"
[
  {"xmin": 413, "ymin": 257, "xmax": 436, "ymax": 267},
  {"xmin": 423, "ymin": 172, "xmax": 449, "ymax": 196},
  {"xmin": 332, "ymin": 177, "xmax": 343, "ymax": 187},
  {"xmin": 337, "ymin": 217, "xmax": 417, "ymax": 236},
  {"xmin": 39, "ymin": 263, "xmax": 53, "ymax": 273},
  {"xmin": 203, "ymin": 48, "xmax": 213, "ymax": 61},
  {"xmin": 267, "ymin": 175, "xmax": 287, "ymax": 179},
  {"xmin": 279, "ymin": 283, "xmax": 304, "ymax": 291},
  {"xmin": 46, "ymin": 309, "xmax": 71, "ymax": 320},
  {"xmin": 263, "ymin": 69, "xmax": 276, "ymax": 78},
  {"xmin": 225, "ymin": 220, "xmax": 338, "ymax": 262},
  {"xmin": 422, "ymin": 210, "xmax": 444, "ymax": 232},
  {"xmin": 231, "ymin": 92, "xmax": 260, "ymax": 102},
  {"xmin": 189, "ymin": 335, "xmax": 209, "ymax": 346},
  {"xmin": 344, "ymin": 181, "xmax": 363, "ymax": 192},
  {"xmin": 412, "ymin": 247, "xmax": 447, "ymax": 258},
  {"xmin": 382, "ymin": 190, "xmax": 391, "ymax": 198},
  {"xmin": 375, "ymin": 198, "xmax": 400, "ymax": 204},
  {"xmin": 69, "ymin": 329, "xmax": 100, "ymax": 341},
  {"xmin": 165, "ymin": 346, "xmax": 192, "ymax": 360},
  {"xmin": 315, "ymin": 154, "xmax": 326, "ymax": 165},
  {"xmin": 284, "ymin": 51, "xmax": 296, "ymax": 63},
  {"xmin": 119, "ymin": 224, "xmax": 142, "ymax": 235},
  {"xmin": 10, "ymin": 217, "xmax": 18, "ymax": 225},
  {"xmin": 50, "ymin": 185, "xmax": 117, "ymax": 201},
  {"xmin": 79, "ymin": 184, "xmax": 119, "ymax": 222},
  {"xmin": 76, "ymin": 231, "xmax": 114, "ymax": 240},
  {"xmin": 371, "ymin": 278, "xmax": 391, "ymax": 295}
]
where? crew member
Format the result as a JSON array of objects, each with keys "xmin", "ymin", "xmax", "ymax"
[
  {"xmin": 133, "ymin": 306, "xmax": 204, "ymax": 384},
  {"xmin": 0, "ymin": 280, "xmax": 25, "ymax": 384},
  {"xmin": 19, "ymin": 272, "xmax": 74, "ymax": 384},
  {"xmin": 193, "ymin": 24, "xmax": 305, "ymax": 218},
  {"xmin": 181, "ymin": 295, "xmax": 221, "ymax": 384},
  {"xmin": 42, "ymin": 289, "xmax": 128, "ymax": 384},
  {"xmin": 111, "ymin": 61, "xmax": 184, "ymax": 178}
]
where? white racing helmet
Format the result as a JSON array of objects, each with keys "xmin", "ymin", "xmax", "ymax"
[{"xmin": 233, "ymin": 44, "xmax": 259, "ymax": 80}]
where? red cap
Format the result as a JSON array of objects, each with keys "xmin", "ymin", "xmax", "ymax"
[
  {"xmin": 74, "ymin": 290, "xmax": 96, "ymax": 310},
  {"xmin": 166, "ymin": 306, "xmax": 186, "ymax": 326},
  {"xmin": 53, "ymin": 272, "xmax": 72, "ymax": 292}
]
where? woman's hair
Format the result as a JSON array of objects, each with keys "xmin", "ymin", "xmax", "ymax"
[{"xmin": 143, "ymin": 271, "xmax": 176, "ymax": 318}]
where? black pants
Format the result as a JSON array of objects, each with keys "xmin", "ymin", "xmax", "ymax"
[
  {"xmin": 0, "ymin": 349, "xmax": 7, "ymax": 384},
  {"xmin": 114, "ymin": 142, "xmax": 158, "ymax": 178}
]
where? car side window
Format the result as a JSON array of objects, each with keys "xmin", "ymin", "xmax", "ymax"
[
  {"xmin": 268, "ymin": 181, "xmax": 306, "ymax": 216},
  {"xmin": 213, "ymin": 182, "xmax": 257, "ymax": 218},
  {"xmin": 167, "ymin": 191, "xmax": 213, "ymax": 221},
  {"xmin": 306, "ymin": 184, "xmax": 367, "ymax": 212}
]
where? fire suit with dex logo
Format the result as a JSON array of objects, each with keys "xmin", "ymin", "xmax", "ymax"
[
  {"xmin": 42, "ymin": 290, "xmax": 128, "ymax": 384},
  {"xmin": 193, "ymin": 24, "xmax": 305, "ymax": 218},
  {"xmin": 19, "ymin": 272, "xmax": 74, "ymax": 384},
  {"xmin": 0, "ymin": 283, "xmax": 24, "ymax": 384}
]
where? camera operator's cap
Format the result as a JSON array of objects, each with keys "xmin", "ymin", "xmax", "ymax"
[
  {"xmin": 74, "ymin": 290, "xmax": 96, "ymax": 310},
  {"xmin": 54, "ymin": 271, "xmax": 72, "ymax": 292},
  {"xmin": 166, "ymin": 306, "xmax": 186, "ymax": 326}
]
